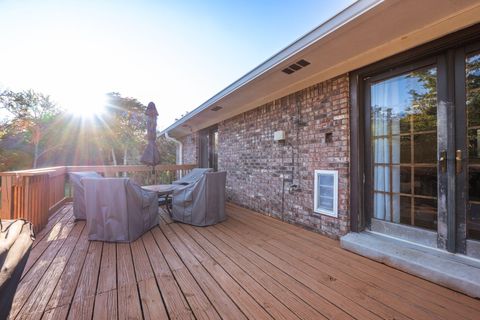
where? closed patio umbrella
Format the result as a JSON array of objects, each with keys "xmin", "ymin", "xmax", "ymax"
[{"xmin": 140, "ymin": 102, "xmax": 161, "ymax": 182}]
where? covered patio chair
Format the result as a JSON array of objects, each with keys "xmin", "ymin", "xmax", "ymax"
[
  {"xmin": 172, "ymin": 168, "xmax": 212, "ymax": 185},
  {"xmin": 82, "ymin": 178, "xmax": 159, "ymax": 242},
  {"xmin": 171, "ymin": 171, "xmax": 227, "ymax": 226},
  {"xmin": 69, "ymin": 171, "xmax": 103, "ymax": 220},
  {"xmin": 0, "ymin": 219, "xmax": 34, "ymax": 319}
]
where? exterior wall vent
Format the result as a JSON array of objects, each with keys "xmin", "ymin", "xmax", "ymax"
[
  {"xmin": 211, "ymin": 106, "xmax": 223, "ymax": 111},
  {"xmin": 282, "ymin": 59, "xmax": 311, "ymax": 75},
  {"xmin": 289, "ymin": 63, "xmax": 302, "ymax": 71},
  {"xmin": 297, "ymin": 59, "xmax": 311, "ymax": 67},
  {"xmin": 314, "ymin": 170, "xmax": 338, "ymax": 217}
]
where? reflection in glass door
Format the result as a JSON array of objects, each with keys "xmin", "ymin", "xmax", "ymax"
[
  {"xmin": 466, "ymin": 51, "xmax": 480, "ymax": 240},
  {"xmin": 370, "ymin": 66, "xmax": 438, "ymax": 230}
]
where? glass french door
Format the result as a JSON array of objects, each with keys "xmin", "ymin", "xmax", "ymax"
[
  {"xmin": 457, "ymin": 45, "xmax": 480, "ymax": 251},
  {"xmin": 465, "ymin": 50, "xmax": 480, "ymax": 241},
  {"xmin": 366, "ymin": 60, "xmax": 441, "ymax": 231},
  {"xmin": 365, "ymin": 44, "xmax": 480, "ymax": 255}
]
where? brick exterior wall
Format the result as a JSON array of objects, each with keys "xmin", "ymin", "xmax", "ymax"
[
  {"xmin": 182, "ymin": 74, "xmax": 350, "ymax": 238},
  {"xmin": 179, "ymin": 132, "xmax": 198, "ymax": 165}
]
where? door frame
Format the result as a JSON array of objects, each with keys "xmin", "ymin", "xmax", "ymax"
[
  {"xmin": 350, "ymin": 23, "xmax": 480, "ymax": 253},
  {"xmin": 198, "ymin": 125, "xmax": 218, "ymax": 170}
]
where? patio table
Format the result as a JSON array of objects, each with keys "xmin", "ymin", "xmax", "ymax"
[{"xmin": 142, "ymin": 184, "xmax": 178, "ymax": 215}]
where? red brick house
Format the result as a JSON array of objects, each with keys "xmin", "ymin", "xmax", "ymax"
[{"xmin": 162, "ymin": 0, "xmax": 480, "ymax": 296}]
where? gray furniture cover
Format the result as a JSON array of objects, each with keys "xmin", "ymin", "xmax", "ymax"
[
  {"xmin": 172, "ymin": 168, "xmax": 212, "ymax": 185},
  {"xmin": 82, "ymin": 178, "xmax": 159, "ymax": 242},
  {"xmin": 0, "ymin": 219, "xmax": 34, "ymax": 320},
  {"xmin": 172, "ymin": 171, "xmax": 227, "ymax": 226},
  {"xmin": 69, "ymin": 171, "xmax": 103, "ymax": 220}
]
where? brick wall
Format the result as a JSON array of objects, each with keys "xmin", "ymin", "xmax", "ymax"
[
  {"xmin": 179, "ymin": 132, "xmax": 198, "ymax": 165},
  {"xmin": 183, "ymin": 74, "xmax": 350, "ymax": 238}
]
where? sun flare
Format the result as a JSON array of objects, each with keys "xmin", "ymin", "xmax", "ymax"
[{"xmin": 63, "ymin": 93, "xmax": 107, "ymax": 118}]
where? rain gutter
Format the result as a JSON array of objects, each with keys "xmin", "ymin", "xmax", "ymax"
[{"xmin": 164, "ymin": 131, "xmax": 183, "ymax": 165}]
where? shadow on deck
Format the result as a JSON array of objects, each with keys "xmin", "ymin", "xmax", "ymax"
[{"xmin": 10, "ymin": 203, "xmax": 480, "ymax": 319}]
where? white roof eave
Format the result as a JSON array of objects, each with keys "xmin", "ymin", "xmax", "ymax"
[{"xmin": 160, "ymin": 0, "xmax": 383, "ymax": 137}]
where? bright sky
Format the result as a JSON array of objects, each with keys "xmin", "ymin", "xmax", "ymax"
[{"xmin": 0, "ymin": 0, "xmax": 355, "ymax": 130}]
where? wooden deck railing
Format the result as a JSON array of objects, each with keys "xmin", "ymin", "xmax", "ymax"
[{"xmin": 0, "ymin": 164, "xmax": 196, "ymax": 232}]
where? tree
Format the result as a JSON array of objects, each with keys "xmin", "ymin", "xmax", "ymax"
[
  {"xmin": 0, "ymin": 89, "xmax": 61, "ymax": 168},
  {"xmin": 104, "ymin": 93, "xmax": 146, "ymax": 166},
  {"xmin": 0, "ymin": 128, "xmax": 33, "ymax": 170},
  {"xmin": 467, "ymin": 53, "xmax": 480, "ymax": 127},
  {"xmin": 157, "ymin": 136, "xmax": 176, "ymax": 164}
]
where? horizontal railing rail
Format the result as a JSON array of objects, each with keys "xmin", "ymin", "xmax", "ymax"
[{"xmin": 0, "ymin": 164, "xmax": 196, "ymax": 232}]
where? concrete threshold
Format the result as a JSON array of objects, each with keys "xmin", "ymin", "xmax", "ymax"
[{"xmin": 340, "ymin": 231, "xmax": 480, "ymax": 298}]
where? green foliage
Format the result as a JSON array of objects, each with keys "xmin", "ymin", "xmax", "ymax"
[
  {"xmin": 0, "ymin": 149, "xmax": 32, "ymax": 171},
  {"xmin": 103, "ymin": 92, "xmax": 147, "ymax": 165},
  {"xmin": 0, "ymin": 89, "xmax": 61, "ymax": 168},
  {"xmin": 406, "ymin": 67, "xmax": 438, "ymax": 132},
  {"xmin": 157, "ymin": 136, "xmax": 177, "ymax": 164},
  {"xmin": 467, "ymin": 53, "xmax": 480, "ymax": 127},
  {"xmin": 467, "ymin": 53, "xmax": 480, "ymax": 162}
]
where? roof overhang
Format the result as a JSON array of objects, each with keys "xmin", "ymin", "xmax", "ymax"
[{"xmin": 161, "ymin": 0, "xmax": 480, "ymax": 138}]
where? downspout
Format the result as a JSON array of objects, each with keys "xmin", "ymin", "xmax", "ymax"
[{"xmin": 165, "ymin": 131, "xmax": 183, "ymax": 165}]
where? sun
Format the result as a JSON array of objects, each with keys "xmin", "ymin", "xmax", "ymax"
[{"xmin": 64, "ymin": 93, "xmax": 107, "ymax": 118}]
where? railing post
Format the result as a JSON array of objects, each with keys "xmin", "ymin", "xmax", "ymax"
[{"xmin": 1, "ymin": 175, "xmax": 14, "ymax": 220}]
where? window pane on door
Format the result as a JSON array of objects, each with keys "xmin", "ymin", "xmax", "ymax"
[
  {"xmin": 414, "ymin": 198, "xmax": 437, "ymax": 230},
  {"xmin": 371, "ymin": 66, "xmax": 438, "ymax": 230},
  {"xmin": 466, "ymin": 51, "xmax": 480, "ymax": 240},
  {"xmin": 414, "ymin": 167, "xmax": 437, "ymax": 197},
  {"xmin": 414, "ymin": 133, "xmax": 437, "ymax": 163}
]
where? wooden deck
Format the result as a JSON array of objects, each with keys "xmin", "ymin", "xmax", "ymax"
[{"xmin": 10, "ymin": 203, "xmax": 480, "ymax": 320}]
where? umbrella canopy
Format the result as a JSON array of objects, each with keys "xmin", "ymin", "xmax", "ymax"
[{"xmin": 140, "ymin": 102, "xmax": 161, "ymax": 166}]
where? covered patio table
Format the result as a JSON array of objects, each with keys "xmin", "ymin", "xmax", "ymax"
[{"xmin": 142, "ymin": 184, "xmax": 179, "ymax": 215}]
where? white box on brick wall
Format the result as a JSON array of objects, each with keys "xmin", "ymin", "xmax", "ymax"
[{"xmin": 314, "ymin": 170, "xmax": 338, "ymax": 218}]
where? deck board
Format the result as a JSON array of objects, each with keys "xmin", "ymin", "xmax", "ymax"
[
  {"xmin": 152, "ymin": 227, "xmax": 222, "ymax": 320},
  {"xmin": 226, "ymin": 211, "xmax": 452, "ymax": 320},
  {"xmin": 162, "ymin": 222, "xmax": 266, "ymax": 320},
  {"xmin": 45, "ymin": 223, "xmax": 90, "ymax": 311},
  {"xmin": 68, "ymin": 240, "xmax": 102, "ymax": 319},
  {"xmin": 93, "ymin": 242, "xmax": 118, "ymax": 320},
  {"xmin": 92, "ymin": 289, "xmax": 117, "ymax": 320},
  {"xmin": 215, "ymin": 223, "xmax": 381, "ymax": 320},
  {"xmin": 9, "ymin": 202, "xmax": 480, "ymax": 320},
  {"xmin": 142, "ymin": 231, "xmax": 194, "ymax": 320},
  {"xmin": 171, "ymin": 223, "xmax": 301, "ymax": 320},
  {"xmin": 183, "ymin": 224, "xmax": 328, "ymax": 320},
  {"xmin": 16, "ymin": 222, "xmax": 85, "ymax": 320},
  {"xmin": 22, "ymin": 209, "xmax": 74, "ymax": 278},
  {"xmin": 117, "ymin": 243, "xmax": 143, "ymax": 320},
  {"xmin": 130, "ymin": 239, "xmax": 169, "ymax": 319},
  {"xmin": 229, "ymin": 204, "xmax": 480, "ymax": 311},
  {"xmin": 10, "ymin": 214, "xmax": 76, "ymax": 319},
  {"xmin": 203, "ymin": 224, "xmax": 351, "ymax": 319},
  {"xmin": 228, "ymin": 204, "xmax": 480, "ymax": 319},
  {"xmin": 226, "ymin": 214, "xmax": 441, "ymax": 320}
]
